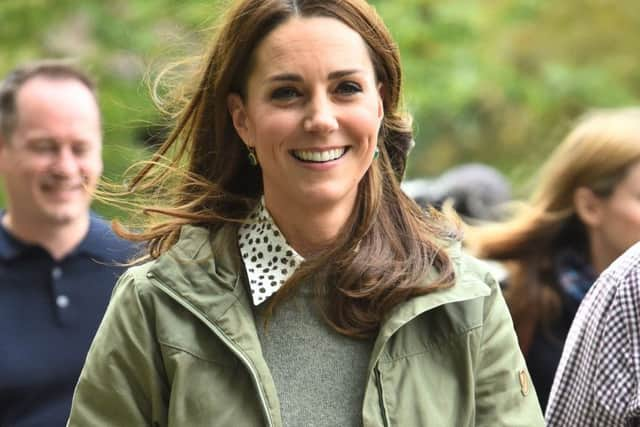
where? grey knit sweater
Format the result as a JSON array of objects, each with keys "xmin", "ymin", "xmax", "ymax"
[{"xmin": 255, "ymin": 285, "xmax": 373, "ymax": 427}]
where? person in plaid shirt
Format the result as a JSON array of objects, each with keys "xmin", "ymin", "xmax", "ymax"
[{"xmin": 546, "ymin": 242, "xmax": 640, "ymax": 426}]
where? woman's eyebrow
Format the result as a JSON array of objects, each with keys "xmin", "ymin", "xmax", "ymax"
[
  {"xmin": 327, "ymin": 69, "xmax": 363, "ymax": 80},
  {"xmin": 268, "ymin": 73, "xmax": 303, "ymax": 82},
  {"xmin": 267, "ymin": 69, "xmax": 364, "ymax": 83}
]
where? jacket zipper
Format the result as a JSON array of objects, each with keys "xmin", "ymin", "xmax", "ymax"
[
  {"xmin": 375, "ymin": 365, "xmax": 391, "ymax": 427},
  {"xmin": 148, "ymin": 273, "xmax": 275, "ymax": 427}
]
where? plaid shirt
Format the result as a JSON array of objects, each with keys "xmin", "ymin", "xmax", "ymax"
[{"xmin": 546, "ymin": 242, "xmax": 640, "ymax": 426}]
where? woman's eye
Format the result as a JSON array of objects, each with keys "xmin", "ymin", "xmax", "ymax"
[
  {"xmin": 271, "ymin": 87, "xmax": 300, "ymax": 100},
  {"xmin": 336, "ymin": 81, "xmax": 362, "ymax": 95}
]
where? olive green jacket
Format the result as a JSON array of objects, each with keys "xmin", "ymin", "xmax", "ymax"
[{"xmin": 67, "ymin": 225, "xmax": 544, "ymax": 426}]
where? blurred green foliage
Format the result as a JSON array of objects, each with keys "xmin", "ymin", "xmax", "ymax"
[
  {"xmin": 1, "ymin": 0, "xmax": 639, "ymax": 218},
  {"xmin": 371, "ymin": 0, "xmax": 640, "ymax": 183}
]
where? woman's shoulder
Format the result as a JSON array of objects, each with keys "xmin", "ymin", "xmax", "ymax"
[
  {"xmin": 449, "ymin": 243, "xmax": 502, "ymax": 293},
  {"xmin": 390, "ymin": 245, "xmax": 503, "ymax": 334},
  {"xmin": 436, "ymin": 246, "xmax": 510, "ymax": 329},
  {"xmin": 114, "ymin": 223, "xmax": 240, "ymax": 294},
  {"xmin": 388, "ymin": 246, "xmax": 521, "ymax": 366}
]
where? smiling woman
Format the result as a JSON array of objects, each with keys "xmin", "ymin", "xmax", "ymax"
[
  {"xmin": 66, "ymin": 1, "xmax": 544, "ymax": 426},
  {"xmin": 226, "ymin": 16, "xmax": 383, "ymax": 256}
]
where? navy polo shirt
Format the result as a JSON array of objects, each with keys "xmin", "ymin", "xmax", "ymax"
[{"xmin": 0, "ymin": 213, "xmax": 137, "ymax": 427}]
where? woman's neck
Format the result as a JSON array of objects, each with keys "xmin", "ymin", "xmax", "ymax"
[
  {"xmin": 588, "ymin": 234, "xmax": 620, "ymax": 274},
  {"xmin": 264, "ymin": 197, "xmax": 355, "ymax": 258}
]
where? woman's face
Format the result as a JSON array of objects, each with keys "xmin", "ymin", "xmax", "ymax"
[
  {"xmin": 228, "ymin": 16, "xmax": 383, "ymax": 218},
  {"xmin": 589, "ymin": 161, "xmax": 640, "ymax": 263}
]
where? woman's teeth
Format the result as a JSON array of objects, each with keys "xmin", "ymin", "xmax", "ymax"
[{"xmin": 293, "ymin": 148, "xmax": 346, "ymax": 162}]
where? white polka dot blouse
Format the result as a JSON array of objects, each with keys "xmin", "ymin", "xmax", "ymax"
[{"xmin": 238, "ymin": 199, "xmax": 305, "ymax": 305}]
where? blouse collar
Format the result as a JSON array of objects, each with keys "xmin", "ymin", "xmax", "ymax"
[{"xmin": 238, "ymin": 199, "xmax": 305, "ymax": 305}]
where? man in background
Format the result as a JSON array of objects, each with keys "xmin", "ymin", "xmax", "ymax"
[{"xmin": 0, "ymin": 61, "xmax": 135, "ymax": 426}]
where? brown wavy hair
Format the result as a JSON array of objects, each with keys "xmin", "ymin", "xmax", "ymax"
[
  {"xmin": 115, "ymin": 0, "xmax": 459, "ymax": 338},
  {"xmin": 467, "ymin": 107, "xmax": 640, "ymax": 351}
]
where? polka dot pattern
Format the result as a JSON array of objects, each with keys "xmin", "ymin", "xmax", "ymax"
[{"xmin": 238, "ymin": 199, "xmax": 305, "ymax": 305}]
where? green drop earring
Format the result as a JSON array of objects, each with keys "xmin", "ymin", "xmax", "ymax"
[
  {"xmin": 247, "ymin": 146, "xmax": 258, "ymax": 166},
  {"xmin": 373, "ymin": 147, "xmax": 380, "ymax": 160}
]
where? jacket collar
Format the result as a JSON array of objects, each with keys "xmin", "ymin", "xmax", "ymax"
[
  {"xmin": 148, "ymin": 225, "xmax": 490, "ymax": 333},
  {"xmin": 147, "ymin": 224, "xmax": 247, "ymax": 321}
]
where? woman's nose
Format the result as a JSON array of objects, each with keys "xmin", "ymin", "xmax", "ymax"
[{"xmin": 303, "ymin": 95, "xmax": 339, "ymax": 134}]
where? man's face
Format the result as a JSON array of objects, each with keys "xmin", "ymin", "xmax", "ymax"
[{"xmin": 0, "ymin": 76, "xmax": 103, "ymax": 227}]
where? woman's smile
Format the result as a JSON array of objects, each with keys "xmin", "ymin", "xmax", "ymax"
[{"xmin": 290, "ymin": 147, "xmax": 349, "ymax": 163}]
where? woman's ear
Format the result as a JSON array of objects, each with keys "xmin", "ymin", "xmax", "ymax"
[
  {"xmin": 377, "ymin": 83, "xmax": 384, "ymax": 121},
  {"xmin": 227, "ymin": 93, "xmax": 250, "ymax": 144},
  {"xmin": 574, "ymin": 187, "xmax": 605, "ymax": 227}
]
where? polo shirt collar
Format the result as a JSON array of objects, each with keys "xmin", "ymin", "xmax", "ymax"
[
  {"xmin": 0, "ymin": 214, "xmax": 32, "ymax": 260},
  {"xmin": 0, "ymin": 211, "xmax": 108, "ymax": 261},
  {"xmin": 72, "ymin": 213, "xmax": 114, "ymax": 260}
]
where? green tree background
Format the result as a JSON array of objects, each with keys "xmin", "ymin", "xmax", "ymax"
[{"xmin": 1, "ymin": 0, "xmax": 639, "ymax": 219}]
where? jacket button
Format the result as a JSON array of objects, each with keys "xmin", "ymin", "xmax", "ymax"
[{"xmin": 519, "ymin": 369, "xmax": 529, "ymax": 396}]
